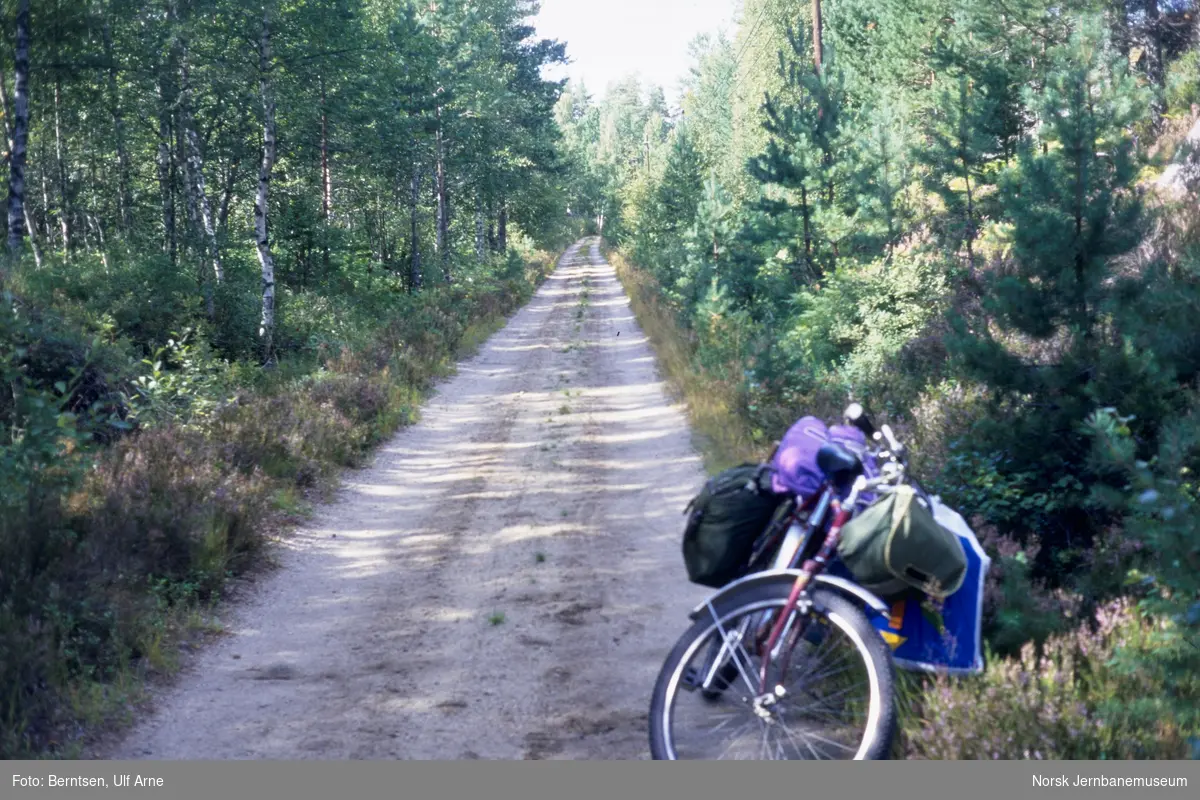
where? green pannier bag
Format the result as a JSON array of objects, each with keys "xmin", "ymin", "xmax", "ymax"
[
  {"xmin": 681, "ymin": 463, "xmax": 782, "ymax": 588},
  {"xmin": 836, "ymin": 485, "xmax": 968, "ymax": 601}
]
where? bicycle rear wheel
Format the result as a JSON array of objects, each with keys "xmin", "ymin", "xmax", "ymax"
[{"xmin": 648, "ymin": 584, "xmax": 896, "ymax": 760}]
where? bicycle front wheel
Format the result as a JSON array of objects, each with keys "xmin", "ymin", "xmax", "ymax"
[{"xmin": 648, "ymin": 584, "xmax": 897, "ymax": 760}]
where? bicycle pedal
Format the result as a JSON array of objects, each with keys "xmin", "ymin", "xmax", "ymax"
[{"xmin": 680, "ymin": 666, "xmax": 701, "ymax": 691}]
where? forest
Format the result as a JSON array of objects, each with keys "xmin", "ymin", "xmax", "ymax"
[
  {"xmin": 0, "ymin": 0, "xmax": 577, "ymax": 757},
  {"xmin": 1, "ymin": 0, "xmax": 1200, "ymax": 760},
  {"xmin": 558, "ymin": 0, "xmax": 1200, "ymax": 758}
]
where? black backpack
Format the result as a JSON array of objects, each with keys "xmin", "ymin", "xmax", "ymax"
[{"xmin": 681, "ymin": 463, "xmax": 783, "ymax": 588}]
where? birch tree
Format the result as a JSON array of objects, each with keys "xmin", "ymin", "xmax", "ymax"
[
  {"xmin": 5, "ymin": 0, "xmax": 31, "ymax": 265},
  {"xmin": 172, "ymin": 0, "xmax": 223, "ymax": 295},
  {"xmin": 254, "ymin": 6, "xmax": 278, "ymax": 363}
]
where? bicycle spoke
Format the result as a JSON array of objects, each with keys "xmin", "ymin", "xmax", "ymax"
[
  {"xmin": 661, "ymin": 594, "xmax": 886, "ymax": 761},
  {"xmin": 796, "ymin": 728, "xmax": 859, "ymax": 754},
  {"xmin": 776, "ymin": 714, "xmax": 827, "ymax": 760},
  {"xmin": 792, "ymin": 682, "xmax": 862, "ymax": 712},
  {"xmin": 714, "ymin": 721, "xmax": 759, "ymax": 761},
  {"xmin": 705, "ymin": 605, "xmax": 764, "ymax": 695}
]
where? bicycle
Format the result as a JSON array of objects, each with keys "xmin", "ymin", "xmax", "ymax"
[{"xmin": 648, "ymin": 404, "xmax": 930, "ymax": 760}]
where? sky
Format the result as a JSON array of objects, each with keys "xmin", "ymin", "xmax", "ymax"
[{"xmin": 532, "ymin": 0, "xmax": 740, "ymax": 106}]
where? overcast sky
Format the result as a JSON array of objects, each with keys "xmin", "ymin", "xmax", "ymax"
[{"xmin": 533, "ymin": 0, "xmax": 740, "ymax": 104}]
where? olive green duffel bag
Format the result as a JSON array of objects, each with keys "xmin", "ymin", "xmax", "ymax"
[{"xmin": 836, "ymin": 485, "xmax": 968, "ymax": 601}]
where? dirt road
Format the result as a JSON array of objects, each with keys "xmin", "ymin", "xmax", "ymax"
[{"xmin": 104, "ymin": 237, "xmax": 710, "ymax": 760}]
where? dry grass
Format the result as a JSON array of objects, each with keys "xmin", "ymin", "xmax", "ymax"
[{"xmin": 608, "ymin": 247, "xmax": 764, "ymax": 473}]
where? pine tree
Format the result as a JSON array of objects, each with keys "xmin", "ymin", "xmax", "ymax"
[
  {"xmin": 848, "ymin": 99, "xmax": 912, "ymax": 260},
  {"xmin": 746, "ymin": 23, "xmax": 855, "ymax": 285},
  {"xmin": 654, "ymin": 125, "xmax": 706, "ymax": 240},
  {"xmin": 679, "ymin": 174, "xmax": 739, "ymax": 310},
  {"xmin": 919, "ymin": 73, "xmax": 1003, "ymax": 272},
  {"xmin": 947, "ymin": 16, "xmax": 1157, "ymax": 548}
]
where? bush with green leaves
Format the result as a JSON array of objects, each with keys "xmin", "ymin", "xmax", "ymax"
[
  {"xmin": 1083, "ymin": 406, "xmax": 1200, "ymax": 723},
  {"xmin": 1166, "ymin": 49, "xmax": 1200, "ymax": 116},
  {"xmin": 781, "ymin": 250, "xmax": 948, "ymax": 401},
  {"xmin": 12, "ymin": 252, "xmax": 201, "ymax": 358}
]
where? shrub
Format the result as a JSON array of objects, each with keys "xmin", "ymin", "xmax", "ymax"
[
  {"xmin": 11, "ymin": 251, "xmax": 199, "ymax": 355},
  {"xmin": 1083, "ymin": 405, "xmax": 1200, "ymax": 732},
  {"xmin": 905, "ymin": 598, "xmax": 1198, "ymax": 760},
  {"xmin": 974, "ymin": 521, "xmax": 1082, "ymax": 655},
  {"xmin": 1166, "ymin": 49, "xmax": 1200, "ymax": 116}
]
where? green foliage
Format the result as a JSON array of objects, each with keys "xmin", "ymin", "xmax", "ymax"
[
  {"xmin": 938, "ymin": 449, "xmax": 1087, "ymax": 535},
  {"xmin": 918, "ymin": 73, "xmax": 1003, "ymax": 263},
  {"xmin": 1083, "ymin": 406, "xmax": 1200, "ymax": 725},
  {"xmin": 946, "ymin": 18, "xmax": 1163, "ymax": 562},
  {"xmin": 1165, "ymin": 48, "xmax": 1200, "ymax": 114},
  {"xmin": 124, "ymin": 333, "xmax": 232, "ymax": 428},
  {"xmin": 747, "ymin": 23, "xmax": 858, "ymax": 284},
  {"xmin": 12, "ymin": 253, "xmax": 200, "ymax": 356},
  {"xmin": 905, "ymin": 599, "xmax": 1198, "ymax": 760},
  {"xmin": 783, "ymin": 252, "xmax": 948, "ymax": 399}
]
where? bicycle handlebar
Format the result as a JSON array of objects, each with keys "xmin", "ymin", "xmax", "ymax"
[
  {"xmin": 843, "ymin": 403, "xmax": 876, "ymax": 439},
  {"xmin": 844, "ymin": 403, "xmax": 906, "ymax": 464},
  {"xmin": 839, "ymin": 404, "xmax": 934, "ymax": 510}
]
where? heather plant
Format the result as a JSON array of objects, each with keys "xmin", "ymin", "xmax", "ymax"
[
  {"xmin": 905, "ymin": 598, "xmax": 1198, "ymax": 760},
  {"xmin": 971, "ymin": 522, "xmax": 1084, "ymax": 655}
]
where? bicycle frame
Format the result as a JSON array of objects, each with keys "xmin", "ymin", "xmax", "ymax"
[
  {"xmin": 690, "ymin": 487, "xmax": 836, "ymax": 697},
  {"xmin": 755, "ymin": 497, "xmax": 854, "ymax": 691},
  {"xmin": 748, "ymin": 468, "xmax": 901, "ymax": 695},
  {"xmin": 745, "ymin": 484, "xmax": 833, "ymax": 576},
  {"xmin": 772, "ymin": 487, "xmax": 835, "ymax": 571}
]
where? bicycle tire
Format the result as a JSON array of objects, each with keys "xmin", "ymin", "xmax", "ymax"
[{"xmin": 648, "ymin": 584, "xmax": 897, "ymax": 760}]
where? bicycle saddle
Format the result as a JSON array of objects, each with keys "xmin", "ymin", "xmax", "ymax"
[{"xmin": 816, "ymin": 442, "xmax": 863, "ymax": 484}]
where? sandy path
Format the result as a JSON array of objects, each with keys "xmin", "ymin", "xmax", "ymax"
[{"xmin": 103, "ymin": 237, "xmax": 710, "ymax": 760}]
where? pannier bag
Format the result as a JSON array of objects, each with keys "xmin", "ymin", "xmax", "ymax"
[
  {"xmin": 771, "ymin": 416, "xmax": 880, "ymax": 505},
  {"xmin": 836, "ymin": 485, "xmax": 968, "ymax": 601},
  {"xmin": 681, "ymin": 463, "xmax": 782, "ymax": 588},
  {"xmin": 859, "ymin": 498, "xmax": 992, "ymax": 675}
]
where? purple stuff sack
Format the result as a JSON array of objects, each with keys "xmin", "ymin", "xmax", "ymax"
[{"xmin": 771, "ymin": 416, "xmax": 880, "ymax": 507}]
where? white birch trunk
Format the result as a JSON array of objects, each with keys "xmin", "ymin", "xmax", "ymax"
[
  {"xmin": 475, "ymin": 193, "xmax": 485, "ymax": 263},
  {"xmin": 1, "ymin": 57, "xmax": 38, "ymax": 268},
  {"xmin": 410, "ymin": 161, "xmax": 422, "ymax": 292},
  {"xmin": 176, "ymin": 10, "xmax": 223, "ymax": 287},
  {"xmin": 255, "ymin": 8, "xmax": 278, "ymax": 362},
  {"xmin": 435, "ymin": 102, "xmax": 450, "ymax": 282},
  {"xmin": 5, "ymin": 0, "xmax": 31, "ymax": 264},
  {"xmin": 53, "ymin": 77, "xmax": 70, "ymax": 251}
]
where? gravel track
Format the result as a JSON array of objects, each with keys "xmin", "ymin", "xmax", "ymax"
[{"xmin": 103, "ymin": 237, "xmax": 710, "ymax": 760}]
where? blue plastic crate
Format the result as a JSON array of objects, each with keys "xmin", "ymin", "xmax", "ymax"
[{"xmin": 828, "ymin": 498, "xmax": 991, "ymax": 676}]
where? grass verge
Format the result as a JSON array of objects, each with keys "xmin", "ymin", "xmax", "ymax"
[{"xmin": 606, "ymin": 246, "xmax": 760, "ymax": 474}]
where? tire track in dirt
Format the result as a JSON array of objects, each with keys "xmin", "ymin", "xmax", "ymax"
[{"xmin": 101, "ymin": 237, "xmax": 709, "ymax": 760}]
